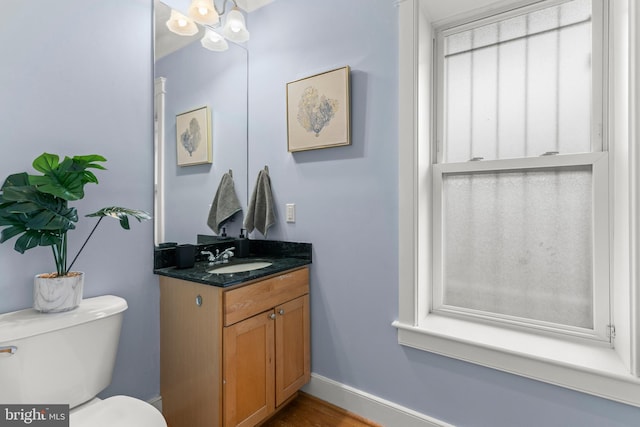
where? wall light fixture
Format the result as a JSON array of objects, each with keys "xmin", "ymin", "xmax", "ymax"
[{"xmin": 166, "ymin": 0, "xmax": 250, "ymax": 52}]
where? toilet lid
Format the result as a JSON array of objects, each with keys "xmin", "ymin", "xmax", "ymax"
[{"xmin": 70, "ymin": 396, "xmax": 167, "ymax": 427}]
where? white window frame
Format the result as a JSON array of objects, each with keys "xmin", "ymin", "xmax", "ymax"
[{"xmin": 395, "ymin": 0, "xmax": 640, "ymax": 407}]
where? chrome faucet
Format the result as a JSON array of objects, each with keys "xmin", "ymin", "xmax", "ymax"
[{"xmin": 201, "ymin": 247, "xmax": 235, "ymax": 265}]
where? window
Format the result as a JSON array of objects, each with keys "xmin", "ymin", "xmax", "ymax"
[
  {"xmin": 396, "ymin": 0, "xmax": 640, "ymax": 407},
  {"xmin": 432, "ymin": 0, "xmax": 610, "ymax": 343}
]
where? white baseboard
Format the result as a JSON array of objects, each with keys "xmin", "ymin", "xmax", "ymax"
[
  {"xmin": 150, "ymin": 376, "xmax": 452, "ymax": 426},
  {"xmin": 302, "ymin": 373, "xmax": 454, "ymax": 427}
]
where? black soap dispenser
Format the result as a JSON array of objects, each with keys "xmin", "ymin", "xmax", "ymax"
[{"xmin": 236, "ymin": 228, "xmax": 249, "ymax": 258}]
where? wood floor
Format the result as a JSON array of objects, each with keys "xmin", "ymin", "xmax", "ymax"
[{"xmin": 260, "ymin": 392, "xmax": 383, "ymax": 427}]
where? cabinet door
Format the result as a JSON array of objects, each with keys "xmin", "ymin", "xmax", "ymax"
[
  {"xmin": 223, "ymin": 310, "xmax": 275, "ymax": 427},
  {"xmin": 275, "ymin": 295, "xmax": 311, "ymax": 406}
]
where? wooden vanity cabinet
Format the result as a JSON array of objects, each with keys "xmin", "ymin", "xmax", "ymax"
[{"xmin": 160, "ymin": 267, "xmax": 310, "ymax": 427}]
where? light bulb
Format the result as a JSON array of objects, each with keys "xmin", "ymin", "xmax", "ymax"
[
  {"xmin": 188, "ymin": 0, "xmax": 219, "ymax": 25},
  {"xmin": 227, "ymin": 9, "xmax": 244, "ymax": 32},
  {"xmin": 207, "ymin": 31, "xmax": 223, "ymax": 41},
  {"xmin": 201, "ymin": 29, "xmax": 228, "ymax": 51},
  {"xmin": 166, "ymin": 9, "xmax": 199, "ymax": 36},
  {"xmin": 222, "ymin": 7, "xmax": 249, "ymax": 43}
]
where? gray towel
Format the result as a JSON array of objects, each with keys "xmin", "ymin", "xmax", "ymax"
[
  {"xmin": 244, "ymin": 168, "xmax": 275, "ymax": 237},
  {"xmin": 207, "ymin": 172, "xmax": 242, "ymax": 234}
]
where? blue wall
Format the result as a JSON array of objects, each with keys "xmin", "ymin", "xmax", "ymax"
[
  {"xmin": 247, "ymin": 0, "xmax": 640, "ymax": 426},
  {"xmin": 0, "ymin": 0, "xmax": 158, "ymax": 402}
]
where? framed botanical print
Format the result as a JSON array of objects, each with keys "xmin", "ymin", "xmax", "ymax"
[
  {"xmin": 286, "ymin": 66, "xmax": 351, "ymax": 152},
  {"xmin": 176, "ymin": 106, "xmax": 212, "ymax": 166}
]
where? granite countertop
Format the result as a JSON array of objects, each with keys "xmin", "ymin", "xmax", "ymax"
[
  {"xmin": 153, "ymin": 239, "xmax": 312, "ymax": 287},
  {"xmin": 154, "ymin": 256, "xmax": 311, "ymax": 287}
]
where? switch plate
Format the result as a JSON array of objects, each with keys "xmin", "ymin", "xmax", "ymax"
[{"xmin": 286, "ymin": 203, "xmax": 296, "ymax": 223}]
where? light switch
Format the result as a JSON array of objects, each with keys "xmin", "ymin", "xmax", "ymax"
[{"xmin": 286, "ymin": 203, "xmax": 296, "ymax": 223}]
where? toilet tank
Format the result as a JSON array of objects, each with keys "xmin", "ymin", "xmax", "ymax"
[{"xmin": 0, "ymin": 295, "xmax": 128, "ymax": 408}]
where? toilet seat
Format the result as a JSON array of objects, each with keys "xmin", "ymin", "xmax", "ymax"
[{"xmin": 70, "ymin": 395, "xmax": 167, "ymax": 427}]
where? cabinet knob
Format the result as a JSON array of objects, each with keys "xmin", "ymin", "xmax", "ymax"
[
  {"xmin": 195, "ymin": 295, "xmax": 203, "ymax": 306},
  {"xmin": 278, "ymin": 309, "xmax": 285, "ymax": 315},
  {"xmin": 269, "ymin": 313, "xmax": 276, "ymax": 320}
]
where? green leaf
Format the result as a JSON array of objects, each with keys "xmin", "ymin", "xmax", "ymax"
[
  {"xmin": 26, "ymin": 209, "xmax": 77, "ymax": 231},
  {"xmin": 29, "ymin": 173, "xmax": 86, "ymax": 201},
  {"xmin": 72, "ymin": 154, "xmax": 107, "ymax": 170},
  {"xmin": 1, "ymin": 187, "xmax": 76, "ymax": 228},
  {"xmin": 28, "ymin": 153, "xmax": 107, "ymax": 201},
  {"xmin": 82, "ymin": 171, "xmax": 99, "ymax": 185},
  {"xmin": 1, "ymin": 185, "xmax": 39, "ymax": 203},
  {"xmin": 31, "ymin": 153, "xmax": 60, "ymax": 175},
  {"xmin": 14, "ymin": 231, "xmax": 43, "ymax": 253},
  {"xmin": 39, "ymin": 233, "xmax": 61, "ymax": 247},
  {"xmin": 0, "ymin": 225, "xmax": 26, "ymax": 243},
  {"xmin": 1, "ymin": 202, "xmax": 41, "ymax": 214},
  {"xmin": 85, "ymin": 207, "xmax": 151, "ymax": 230},
  {"xmin": 0, "ymin": 214, "xmax": 25, "ymax": 227},
  {"xmin": 1, "ymin": 172, "xmax": 30, "ymax": 190}
]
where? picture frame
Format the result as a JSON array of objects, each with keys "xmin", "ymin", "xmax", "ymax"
[
  {"xmin": 286, "ymin": 66, "xmax": 350, "ymax": 152},
  {"xmin": 176, "ymin": 106, "xmax": 212, "ymax": 166}
]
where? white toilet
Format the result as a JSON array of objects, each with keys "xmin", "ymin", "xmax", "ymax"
[{"xmin": 0, "ymin": 295, "xmax": 167, "ymax": 427}]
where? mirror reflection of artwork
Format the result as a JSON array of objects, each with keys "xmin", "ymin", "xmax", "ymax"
[
  {"xmin": 181, "ymin": 118, "xmax": 201, "ymax": 156},
  {"xmin": 176, "ymin": 106, "xmax": 212, "ymax": 166},
  {"xmin": 287, "ymin": 66, "xmax": 350, "ymax": 152}
]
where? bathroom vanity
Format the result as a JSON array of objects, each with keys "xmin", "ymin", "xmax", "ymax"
[{"xmin": 155, "ymin": 241, "xmax": 311, "ymax": 427}]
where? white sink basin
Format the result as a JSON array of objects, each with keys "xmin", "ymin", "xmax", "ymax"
[{"xmin": 207, "ymin": 261, "xmax": 273, "ymax": 274}]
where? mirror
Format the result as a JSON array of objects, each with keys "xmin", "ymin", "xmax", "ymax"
[{"xmin": 154, "ymin": 0, "xmax": 248, "ymax": 246}]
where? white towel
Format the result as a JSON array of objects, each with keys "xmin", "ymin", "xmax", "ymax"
[
  {"xmin": 207, "ymin": 172, "xmax": 242, "ymax": 234},
  {"xmin": 244, "ymin": 168, "xmax": 275, "ymax": 237}
]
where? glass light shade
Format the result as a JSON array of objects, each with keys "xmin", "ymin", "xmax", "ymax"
[
  {"xmin": 222, "ymin": 7, "xmax": 250, "ymax": 43},
  {"xmin": 188, "ymin": 0, "xmax": 219, "ymax": 25},
  {"xmin": 201, "ymin": 29, "xmax": 229, "ymax": 51},
  {"xmin": 166, "ymin": 9, "xmax": 199, "ymax": 36}
]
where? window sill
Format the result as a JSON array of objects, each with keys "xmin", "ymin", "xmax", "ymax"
[{"xmin": 393, "ymin": 315, "xmax": 640, "ymax": 407}]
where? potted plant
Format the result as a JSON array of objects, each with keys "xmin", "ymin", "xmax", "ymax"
[{"xmin": 0, "ymin": 152, "xmax": 150, "ymax": 312}]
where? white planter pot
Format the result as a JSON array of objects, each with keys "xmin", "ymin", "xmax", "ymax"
[{"xmin": 33, "ymin": 272, "xmax": 84, "ymax": 313}]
